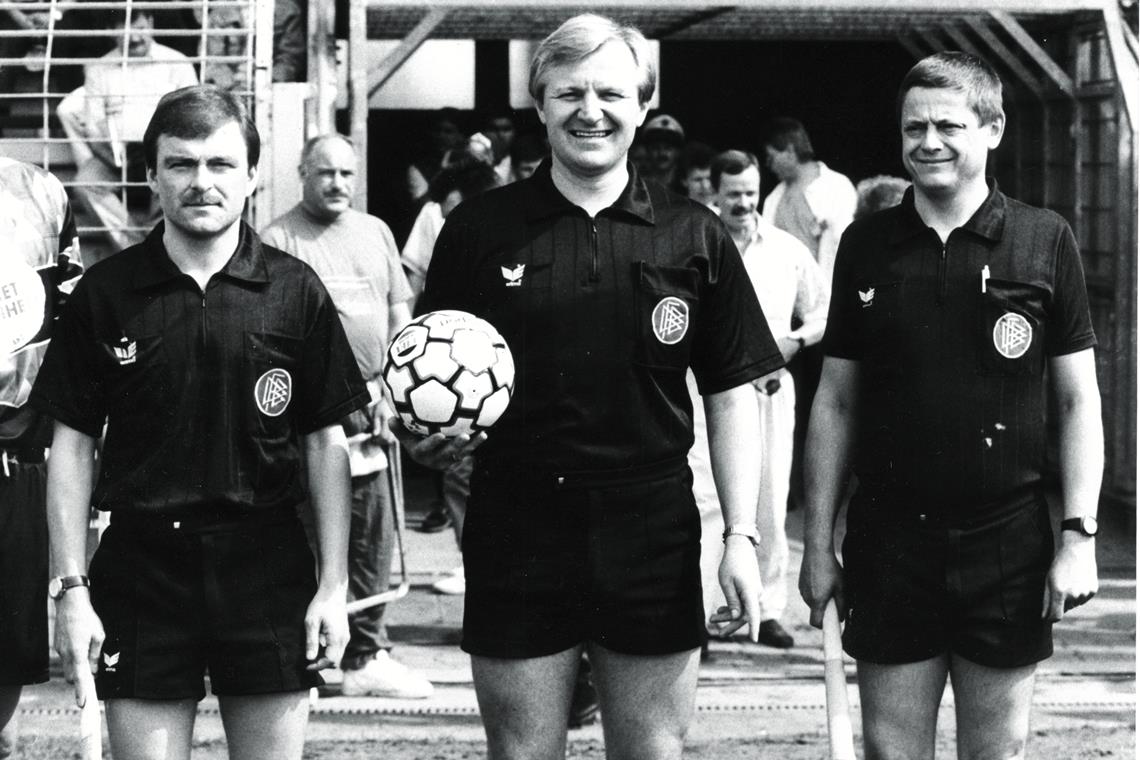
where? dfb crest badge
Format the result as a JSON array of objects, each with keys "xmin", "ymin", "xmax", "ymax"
[
  {"xmin": 651, "ymin": 296, "xmax": 689, "ymax": 345},
  {"xmin": 992, "ymin": 312, "xmax": 1032, "ymax": 359},
  {"xmin": 255, "ymin": 368, "xmax": 292, "ymax": 416}
]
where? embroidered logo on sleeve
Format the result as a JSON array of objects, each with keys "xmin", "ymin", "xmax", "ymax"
[
  {"xmin": 500, "ymin": 264, "xmax": 525, "ymax": 287},
  {"xmin": 858, "ymin": 287, "xmax": 875, "ymax": 307},
  {"xmin": 255, "ymin": 368, "xmax": 292, "ymax": 416},
  {"xmin": 102, "ymin": 651, "xmax": 120, "ymax": 672},
  {"xmin": 993, "ymin": 312, "xmax": 1032, "ymax": 359},
  {"xmin": 112, "ymin": 336, "xmax": 136, "ymax": 366},
  {"xmin": 651, "ymin": 296, "xmax": 689, "ymax": 345}
]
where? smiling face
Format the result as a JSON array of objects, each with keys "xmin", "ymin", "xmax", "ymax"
[
  {"xmin": 716, "ymin": 165, "xmax": 761, "ymax": 235},
  {"xmin": 147, "ymin": 120, "xmax": 257, "ymax": 240},
  {"xmin": 535, "ymin": 40, "xmax": 649, "ymax": 182},
  {"xmin": 301, "ymin": 137, "xmax": 356, "ymax": 222},
  {"xmin": 900, "ymin": 86, "xmax": 1003, "ymax": 202}
]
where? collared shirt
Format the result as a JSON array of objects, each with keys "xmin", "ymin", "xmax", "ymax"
[
  {"xmin": 83, "ymin": 43, "xmax": 198, "ymax": 142},
  {"xmin": 734, "ymin": 213, "xmax": 829, "ymax": 350},
  {"xmin": 31, "ymin": 222, "xmax": 368, "ymax": 514},
  {"xmin": 419, "ymin": 161, "xmax": 783, "ymax": 472},
  {"xmin": 762, "ymin": 161, "xmax": 857, "ymax": 290},
  {"xmin": 823, "ymin": 183, "xmax": 1096, "ymax": 518},
  {"xmin": 0, "ymin": 158, "xmax": 82, "ymax": 448}
]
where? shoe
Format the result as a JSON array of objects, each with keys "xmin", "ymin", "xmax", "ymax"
[
  {"xmin": 568, "ymin": 657, "xmax": 599, "ymax": 728},
  {"xmin": 431, "ymin": 566, "xmax": 465, "ymax": 595},
  {"xmin": 755, "ymin": 619, "xmax": 795, "ymax": 649},
  {"xmin": 341, "ymin": 651, "xmax": 434, "ymax": 699},
  {"xmin": 416, "ymin": 506, "xmax": 452, "ymax": 533}
]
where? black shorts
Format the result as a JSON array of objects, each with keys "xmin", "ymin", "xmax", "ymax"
[
  {"xmin": 0, "ymin": 459, "xmax": 49, "ymax": 686},
  {"xmin": 461, "ymin": 459, "xmax": 706, "ymax": 659},
  {"xmin": 90, "ymin": 509, "xmax": 322, "ymax": 700},
  {"xmin": 841, "ymin": 491, "xmax": 1054, "ymax": 669}
]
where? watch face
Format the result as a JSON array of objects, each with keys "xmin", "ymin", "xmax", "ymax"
[
  {"xmin": 48, "ymin": 577, "xmax": 62, "ymax": 599},
  {"xmin": 1081, "ymin": 516, "xmax": 1099, "ymax": 536}
]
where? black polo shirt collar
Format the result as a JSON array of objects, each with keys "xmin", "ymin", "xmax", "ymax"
[
  {"xmin": 888, "ymin": 179, "xmax": 1007, "ymax": 246},
  {"xmin": 523, "ymin": 159, "xmax": 656, "ymax": 225},
  {"xmin": 131, "ymin": 221, "xmax": 271, "ymax": 291}
]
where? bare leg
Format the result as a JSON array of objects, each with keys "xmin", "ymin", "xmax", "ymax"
[
  {"xmin": 857, "ymin": 655, "xmax": 949, "ymax": 760},
  {"xmin": 950, "ymin": 655, "xmax": 1037, "ymax": 760},
  {"xmin": 471, "ymin": 647, "xmax": 581, "ymax": 760},
  {"xmin": 218, "ymin": 691, "xmax": 310, "ymax": 760},
  {"xmin": 588, "ymin": 644, "xmax": 700, "ymax": 760},
  {"xmin": 105, "ymin": 698, "xmax": 197, "ymax": 760},
  {"xmin": 0, "ymin": 686, "xmax": 20, "ymax": 759}
]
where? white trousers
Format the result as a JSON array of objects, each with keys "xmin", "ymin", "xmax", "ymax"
[{"xmin": 692, "ymin": 372, "xmax": 795, "ymax": 625}]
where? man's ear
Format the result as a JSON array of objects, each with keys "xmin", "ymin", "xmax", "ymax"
[{"xmin": 986, "ymin": 114, "xmax": 1006, "ymax": 150}]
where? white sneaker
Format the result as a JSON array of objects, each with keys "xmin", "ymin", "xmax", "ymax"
[
  {"xmin": 431, "ymin": 566, "xmax": 465, "ymax": 595},
  {"xmin": 340, "ymin": 651, "xmax": 434, "ymax": 699}
]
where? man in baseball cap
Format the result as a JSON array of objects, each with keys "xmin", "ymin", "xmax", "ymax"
[{"xmin": 639, "ymin": 112, "xmax": 686, "ymax": 193}]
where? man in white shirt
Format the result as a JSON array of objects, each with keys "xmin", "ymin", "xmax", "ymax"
[
  {"xmin": 700, "ymin": 149, "xmax": 829, "ymax": 649},
  {"xmin": 56, "ymin": 8, "xmax": 197, "ymax": 252}
]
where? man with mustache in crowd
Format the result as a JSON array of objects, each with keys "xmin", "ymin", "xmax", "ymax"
[
  {"xmin": 32, "ymin": 86, "xmax": 366, "ymax": 760},
  {"xmin": 394, "ymin": 14, "xmax": 782, "ymax": 759},
  {"xmin": 262, "ymin": 134, "xmax": 433, "ymax": 700}
]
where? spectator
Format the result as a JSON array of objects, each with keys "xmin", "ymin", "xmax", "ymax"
[
  {"xmin": 638, "ymin": 112, "xmax": 686, "ymax": 193},
  {"xmin": 273, "ymin": 0, "xmax": 306, "ymax": 82},
  {"xmin": 261, "ymin": 134, "xmax": 432, "ymax": 699},
  {"xmin": 697, "ymin": 150, "xmax": 828, "ymax": 649},
  {"xmin": 760, "ymin": 116, "xmax": 856, "ymax": 287},
  {"xmin": 680, "ymin": 141, "xmax": 717, "ymax": 210},
  {"xmin": 854, "ymin": 174, "xmax": 911, "ymax": 219},
  {"xmin": 56, "ymin": 8, "xmax": 197, "ymax": 252},
  {"xmin": 480, "ymin": 107, "xmax": 517, "ymax": 184},
  {"xmin": 405, "ymin": 107, "xmax": 466, "ymax": 204},
  {"xmin": 0, "ymin": 157, "xmax": 82, "ymax": 760},
  {"xmin": 509, "ymin": 130, "xmax": 549, "ymax": 182}
]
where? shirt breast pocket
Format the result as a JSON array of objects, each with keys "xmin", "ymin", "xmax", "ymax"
[
  {"xmin": 633, "ymin": 262, "xmax": 699, "ymax": 372},
  {"xmin": 245, "ymin": 331, "xmax": 302, "ymax": 438},
  {"xmin": 977, "ymin": 279, "xmax": 1046, "ymax": 376}
]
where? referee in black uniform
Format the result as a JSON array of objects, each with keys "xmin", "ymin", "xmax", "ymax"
[
  {"xmin": 32, "ymin": 86, "xmax": 368, "ymax": 760},
  {"xmin": 394, "ymin": 14, "xmax": 782, "ymax": 760}
]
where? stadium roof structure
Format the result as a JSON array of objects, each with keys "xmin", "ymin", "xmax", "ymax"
[{"xmin": 362, "ymin": 0, "xmax": 1112, "ymax": 41}]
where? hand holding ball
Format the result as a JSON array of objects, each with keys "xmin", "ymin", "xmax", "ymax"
[{"xmin": 383, "ymin": 310, "xmax": 515, "ymax": 437}]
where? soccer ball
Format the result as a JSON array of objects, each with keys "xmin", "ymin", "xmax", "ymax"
[{"xmin": 383, "ymin": 310, "xmax": 515, "ymax": 437}]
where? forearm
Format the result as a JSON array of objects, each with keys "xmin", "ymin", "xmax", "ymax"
[
  {"xmin": 802, "ymin": 361, "xmax": 858, "ymax": 556},
  {"xmin": 303, "ymin": 425, "xmax": 351, "ymax": 592},
  {"xmin": 1051, "ymin": 350, "xmax": 1104, "ymax": 524},
  {"xmin": 46, "ymin": 421, "xmax": 97, "ymax": 577},
  {"xmin": 704, "ymin": 383, "xmax": 761, "ymax": 528}
]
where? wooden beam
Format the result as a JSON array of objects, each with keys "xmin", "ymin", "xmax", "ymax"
[
  {"xmin": 308, "ymin": 0, "xmax": 337, "ymax": 135},
  {"xmin": 1099, "ymin": 0, "xmax": 1139, "ymax": 130},
  {"xmin": 912, "ymin": 26, "xmax": 946, "ymax": 55},
  {"xmin": 652, "ymin": 6, "xmax": 734, "ymax": 38},
  {"xmin": 349, "ymin": 0, "xmax": 368, "ymax": 210},
  {"xmin": 896, "ymin": 33, "xmax": 927, "ymax": 60},
  {"xmin": 988, "ymin": 10, "xmax": 1075, "ymax": 98},
  {"xmin": 367, "ymin": 8, "xmax": 449, "ymax": 99},
  {"xmin": 960, "ymin": 16, "xmax": 1046, "ymax": 98}
]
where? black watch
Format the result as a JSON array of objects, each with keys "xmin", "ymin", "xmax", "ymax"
[
  {"xmin": 48, "ymin": 575, "xmax": 90, "ymax": 600},
  {"xmin": 1060, "ymin": 516, "xmax": 1098, "ymax": 537}
]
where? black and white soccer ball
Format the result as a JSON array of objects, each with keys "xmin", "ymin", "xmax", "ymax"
[{"xmin": 383, "ymin": 310, "xmax": 515, "ymax": 437}]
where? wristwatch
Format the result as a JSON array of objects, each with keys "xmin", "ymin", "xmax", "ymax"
[
  {"xmin": 794, "ymin": 336, "xmax": 806, "ymax": 350},
  {"xmin": 48, "ymin": 575, "xmax": 89, "ymax": 600},
  {"xmin": 1060, "ymin": 516, "xmax": 1098, "ymax": 537},
  {"xmin": 722, "ymin": 523, "xmax": 760, "ymax": 547}
]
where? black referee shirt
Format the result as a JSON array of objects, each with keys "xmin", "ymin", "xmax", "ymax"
[
  {"xmin": 824, "ymin": 183, "xmax": 1096, "ymax": 519},
  {"xmin": 30, "ymin": 222, "xmax": 369, "ymax": 514},
  {"xmin": 419, "ymin": 161, "xmax": 783, "ymax": 472}
]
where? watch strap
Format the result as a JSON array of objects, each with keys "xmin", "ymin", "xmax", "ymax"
[
  {"xmin": 50, "ymin": 574, "xmax": 90, "ymax": 599},
  {"xmin": 722, "ymin": 523, "xmax": 760, "ymax": 547},
  {"xmin": 1060, "ymin": 517, "xmax": 1097, "ymax": 536}
]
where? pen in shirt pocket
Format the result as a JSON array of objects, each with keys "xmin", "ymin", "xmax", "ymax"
[{"xmin": 981, "ymin": 264, "xmax": 990, "ymax": 294}]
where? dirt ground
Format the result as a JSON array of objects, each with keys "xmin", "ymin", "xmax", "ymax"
[{"xmin": 11, "ymin": 724, "xmax": 1135, "ymax": 759}]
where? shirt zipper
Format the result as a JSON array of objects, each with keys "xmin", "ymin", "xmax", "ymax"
[
  {"xmin": 938, "ymin": 238, "xmax": 948, "ymax": 305},
  {"xmin": 589, "ymin": 220, "xmax": 600, "ymax": 283}
]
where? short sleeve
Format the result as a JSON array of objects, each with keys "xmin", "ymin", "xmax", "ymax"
[
  {"xmin": 1046, "ymin": 221, "xmax": 1097, "ymax": 356},
  {"xmin": 689, "ymin": 229, "xmax": 783, "ymax": 394},
  {"xmin": 29, "ymin": 277, "xmax": 108, "ymax": 437},
  {"xmin": 820, "ymin": 227, "xmax": 862, "ymax": 360},
  {"xmin": 379, "ymin": 221, "xmax": 413, "ymax": 306}
]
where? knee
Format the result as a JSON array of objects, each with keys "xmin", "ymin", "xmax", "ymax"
[
  {"xmin": 863, "ymin": 726, "xmax": 935, "ymax": 760},
  {"xmin": 606, "ymin": 724, "xmax": 687, "ymax": 760},
  {"xmin": 958, "ymin": 737, "xmax": 1027, "ymax": 760}
]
